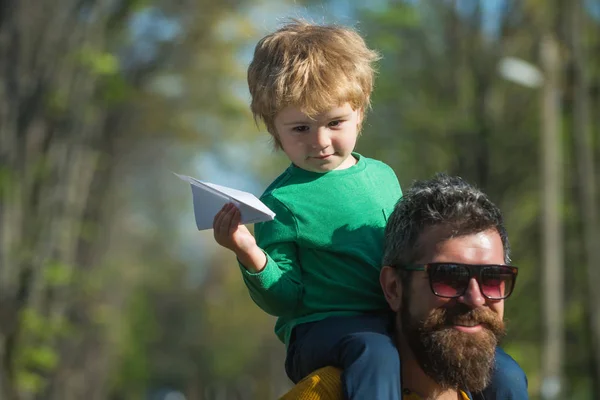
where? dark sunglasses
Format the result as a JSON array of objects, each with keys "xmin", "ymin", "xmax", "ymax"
[{"xmin": 396, "ymin": 262, "xmax": 518, "ymax": 300}]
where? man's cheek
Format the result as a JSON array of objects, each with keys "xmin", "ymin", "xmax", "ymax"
[
  {"xmin": 417, "ymin": 300, "xmax": 448, "ymax": 321},
  {"xmin": 490, "ymin": 301, "xmax": 504, "ymax": 320}
]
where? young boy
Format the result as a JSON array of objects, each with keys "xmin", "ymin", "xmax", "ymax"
[{"xmin": 212, "ymin": 19, "xmax": 528, "ymax": 400}]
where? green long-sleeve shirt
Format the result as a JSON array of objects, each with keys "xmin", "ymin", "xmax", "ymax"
[{"xmin": 239, "ymin": 153, "xmax": 402, "ymax": 345}]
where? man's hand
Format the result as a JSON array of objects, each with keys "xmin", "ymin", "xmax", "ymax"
[{"xmin": 213, "ymin": 203, "xmax": 267, "ymax": 272}]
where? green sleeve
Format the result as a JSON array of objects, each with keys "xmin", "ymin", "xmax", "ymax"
[{"xmin": 238, "ymin": 195, "xmax": 303, "ymax": 316}]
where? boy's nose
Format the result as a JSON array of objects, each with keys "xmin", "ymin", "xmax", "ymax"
[{"xmin": 312, "ymin": 128, "xmax": 331, "ymax": 149}]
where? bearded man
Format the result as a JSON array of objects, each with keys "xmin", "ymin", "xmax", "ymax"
[{"xmin": 281, "ymin": 174, "xmax": 527, "ymax": 400}]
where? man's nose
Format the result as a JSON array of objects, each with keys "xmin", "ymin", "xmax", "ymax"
[
  {"xmin": 312, "ymin": 127, "xmax": 331, "ymax": 149},
  {"xmin": 457, "ymin": 277, "xmax": 486, "ymax": 307}
]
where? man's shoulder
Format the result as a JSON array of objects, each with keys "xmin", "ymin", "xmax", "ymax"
[
  {"xmin": 461, "ymin": 390, "xmax": 474, "ymax": 400},
  {"xmin": 278, "ymin": 367, "xmax": 473, "ymax": 400},
  {"xmin": 279, "ymin": 367, "xmax": 342, "ymax": 400}
]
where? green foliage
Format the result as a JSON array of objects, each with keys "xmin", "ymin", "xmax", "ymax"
[
  {"xmin": 19, "ymin": 308, "xmax": 68, "ymax": 341},
  {"xmin": 101, "ymin": 74, "xmax": 133, "ymax": 105},
  {"xmin": 364, "ymin": 3, "xmax": 420, "ymax": 28},
  {"xmin": 109, "ymin": 288, "xmax": 157, "ymax": 397},
  {"xmin": 13, "ymin": 308, "xmax": 69, "ymax": 395},
  {"xmin": 77, "ymin": 47, "xmax": 120, "ymax": 76},
  {"xmin": 0, "ymin": 166, "xmax": 16, "ymax": 196},
  {"xmin": 19, "ymin": 346, "xmax": 59, "ymax": 372},
  {"xmin": 46, "ymin": 89, "xmax": 69, "ymax": 116},
  {"xmin": 42, "ymin": 261, "xmax": 73, "ymax": 287},
  {"xmin": 16, "ymin": 372, "xmax": 46, "ymax": 395}
]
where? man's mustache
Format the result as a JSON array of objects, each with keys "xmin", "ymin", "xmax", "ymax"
[{"xmin": 421, "ymin": 304, "xmax": 502, "ymax": 331}]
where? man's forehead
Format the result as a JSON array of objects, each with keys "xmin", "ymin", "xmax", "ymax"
[{"xmin": 415, "ymin": 226, "xmax": 505, "ymax": 265}]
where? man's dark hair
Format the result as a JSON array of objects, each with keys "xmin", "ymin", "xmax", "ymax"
[{"xmin": 382, "ymin": 173, "xmax": 511, "ymax": 278}]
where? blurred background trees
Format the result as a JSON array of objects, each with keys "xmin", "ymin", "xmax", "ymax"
[{"xmin": 0, "ymin": 0, "xmax": 598, "ymax": 399}]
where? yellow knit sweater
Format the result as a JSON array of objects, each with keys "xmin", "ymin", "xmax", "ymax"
[
  {"xmin": 279, "ymin": 367, "xmax": 343, "ymax": 400},
  {"xmin": 278, "ymin": 366, "xmax": 470, "ymax": 400}
]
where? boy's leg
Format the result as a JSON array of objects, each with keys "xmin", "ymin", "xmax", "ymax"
[
  {"xmin": 335, "ymin": 329, "xmax": 401, "ymax": 400},
  {"xmin": 479, "ymin": 346, "xmax": 529, "ymax": 400},
  {"xmin": 285, "ymin": 313, "xmax": 401, "ymax": 400}
]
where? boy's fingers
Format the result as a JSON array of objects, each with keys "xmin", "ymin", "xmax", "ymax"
[
  {"xmin": 229, "ymin": 207, "xmax": 241, "ymax": 234},
  {"xmin": 213, "ymin": 204, "xmax": 231, "ymax": 232},
  {"xmin": 213, "ymin": 206, "xmax": 225, "ymax": 231}
]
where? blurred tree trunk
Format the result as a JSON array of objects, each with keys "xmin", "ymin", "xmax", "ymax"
[
  {"xmin": 445, "ymin": 1, "xmax": 493, "ymax": 188},
  {"xmin": 539, "ymin": 32, "xmax": 564, "ymax": 400},
  {"xmin": 0, "ymin": 0, "xmax": 173, "ymax": 398},
  {"xmin": 569, "ymin": 0, "xmax": 600, "ymax": 396},
  {"xmin": 0, "ymin": 0, "xmax": 121, "ymax": 398}
]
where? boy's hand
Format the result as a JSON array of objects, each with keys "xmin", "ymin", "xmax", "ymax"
[
  {"xmin": 213, "ymin": 203, "xmax": 256, "ymax": 252},
  {"xmin": 213, "ymin": 203, "xmax": 266, "ymax": 272}
]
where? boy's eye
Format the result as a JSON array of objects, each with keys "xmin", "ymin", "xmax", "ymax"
[
  {"xmin": 328, "ymin": 120, "xmax": 343, "ymax": 128},
  {"xmin": 292, "ymin": 125, "xmax": 310, "ymax": 132}
]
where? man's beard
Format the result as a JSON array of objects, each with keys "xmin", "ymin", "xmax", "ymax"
[{"xmin": 401, "ymin": 299, "xmax": 506, "ymax": 393}]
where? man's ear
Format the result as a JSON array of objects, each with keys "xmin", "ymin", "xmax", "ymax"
[{"xmin": 380, "ymin": 266, "xmax": 402, "ymax": 312}]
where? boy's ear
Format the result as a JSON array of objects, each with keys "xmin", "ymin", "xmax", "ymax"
[
  {"xmin": 380, "ymin": 266, "xmax": 402, "ymax": 312},
  {"xmin": 357, "ymin": 107, "xmax": 364, "ymax": 126}
]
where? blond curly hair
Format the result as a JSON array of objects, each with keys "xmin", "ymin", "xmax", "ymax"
[{"xmin": 247, "ymin": 19, "xmax": 380, "ymax": 148}]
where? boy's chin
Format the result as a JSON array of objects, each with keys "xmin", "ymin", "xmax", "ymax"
[
  {"xmin": 294, "ymin": 153, "xmax": 355, "ymax": 173},
  {"xmin": 300, "ymin": 160, "xmax": 340, "ymax": 173},
  {"xmin": 304, "ymin": 166, "xmax": 335, "ymax": 173}
]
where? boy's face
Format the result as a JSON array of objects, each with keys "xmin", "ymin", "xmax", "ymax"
[{"xmin": 273, "ymin": 103, "xmax": 362, "ymax": 173}]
